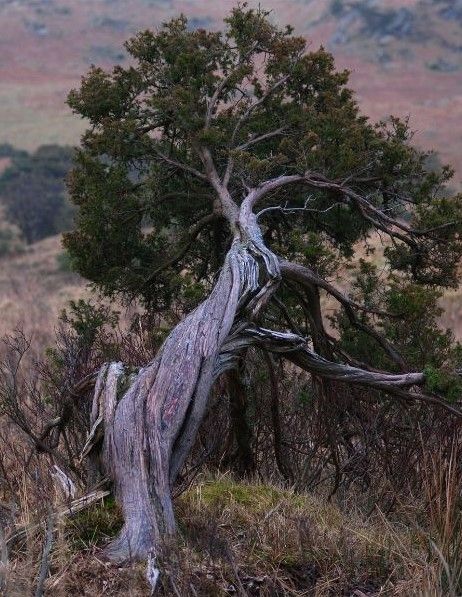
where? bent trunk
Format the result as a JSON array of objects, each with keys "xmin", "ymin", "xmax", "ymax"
[
  {"xmin": 88, "ymin": 228, "xmax": 280, "ymax": 562},
  {"xmin": 85, "ymin": 201, "xmax": 441, "ymax": 564}
]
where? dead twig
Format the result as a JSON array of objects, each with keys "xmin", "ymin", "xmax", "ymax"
[{"xmin": 34, "ymin": 511, "xmax": 54, "ymax": 597}]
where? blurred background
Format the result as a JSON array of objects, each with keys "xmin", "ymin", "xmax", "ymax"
[{"xmin": 0, "ymin": 0, "xmax": 461, "ymax": 344}]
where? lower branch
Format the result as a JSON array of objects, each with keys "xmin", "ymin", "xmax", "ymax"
[{"xmin": 239, "ymin": 327, "xmax": 462, "ymax": 417}]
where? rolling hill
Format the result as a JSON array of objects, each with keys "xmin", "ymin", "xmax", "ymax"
[{"xmin": 0, "ymin": 0, "xmax": 461, "ymax": 182}]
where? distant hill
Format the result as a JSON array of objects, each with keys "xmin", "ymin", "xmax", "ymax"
[{"xmin": 0, "ymin": 0, "xmax": 461, "ymax": 182}]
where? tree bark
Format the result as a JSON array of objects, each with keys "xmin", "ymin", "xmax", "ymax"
[{"xmin": 89, "ymin": 221, "xmax": 279, "ymax": 561}]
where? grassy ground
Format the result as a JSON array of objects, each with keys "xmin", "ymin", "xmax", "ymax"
[
  {"xmin": 3, "ymin": 472, "xmax": 459, "ymax": 596},
  {"xmin": 0, "ymin": 82, "xmax": 86, "ymax": 151},
  {"xmin": 0, "ymin": 235, "xmax": 87, "ymax": 350}
]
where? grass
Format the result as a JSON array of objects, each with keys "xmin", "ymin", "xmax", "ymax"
[
  {"xmin": 11, "ymin": 473, "xmax": 443, "ymax": 596},
  {"xmin": 65, "ymin": 496, "xmax": 123, "ymax": 552},
  {"xmin": 0, "ymin": 234, "xmax": 88, "ymax": 348},
  {"xmin": 1, "ymin": 456, "xmax": 461, "ymax": 596},
  {"xmin": 175, "ymin": 475, "xmax": 423, "ymax": 595},
  {"xmin": 0, "ymin": 83, "xmax": 85, "ymax": 151}
]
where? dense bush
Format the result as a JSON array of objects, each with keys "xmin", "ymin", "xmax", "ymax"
[
  {"xmin": 0, "ymin": 144, "xmax": 75, "ymax": 243},
  {"xmin": 0, "ymin": 222, "xmax": 24, "ymax": 257}
]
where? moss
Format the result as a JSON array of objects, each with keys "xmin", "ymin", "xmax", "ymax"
[
  {"xmin": 192, "ymin": 479, "xmax": 286, "ymax": 511},
  {"xmin": 181, "ymin": 478, "xmax": 343, "ymax": 526},
  {"xmin": 116, "ymin": 367, "xmax": 139, "ymax": 400}
]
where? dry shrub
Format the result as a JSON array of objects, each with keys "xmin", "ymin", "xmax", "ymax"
[
  {"xmin": 191, "ymin": 350, "xmax": 462, "ymax": 516},
  {"xmin": 0, "ymin": 311, "xmax": 461, "ymax": 594},
  {"xmin": 417, "ymin": 441, "xmax": 462, "ymax": 596}
]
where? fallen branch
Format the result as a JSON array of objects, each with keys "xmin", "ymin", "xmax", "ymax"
[{"xmin": 6, "ymin": 490, "xmax": 110, "ymax": 549}]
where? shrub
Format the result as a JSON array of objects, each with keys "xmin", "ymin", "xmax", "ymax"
[{"xmin": 0, "ymin": 145, "xmax": 75, "ymax": 244}]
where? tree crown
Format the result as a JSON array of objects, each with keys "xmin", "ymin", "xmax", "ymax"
[{"xmin": 65, "ymin": 5, "xmax": 462, "ymax": 375}]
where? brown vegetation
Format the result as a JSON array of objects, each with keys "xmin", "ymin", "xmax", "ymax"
[
  {"xmin": 3, "ymin": 466, "xmax": 462, "ymax": 595},
  {"xmin": 0, "ymin": 310, "xmax": 461, "ymax": 595},
  {"xmin": 0, "ymin": 235, "xmax": 86, "ymax": 347}
]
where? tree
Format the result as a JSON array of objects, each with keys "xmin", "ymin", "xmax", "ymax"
[
  {"xmin": 0, "ymin": 145, "xmax": 74, "ymax": 243},
  {"xmin": 65, "ymin": 6, "xmax": 462, "ymax": 565}
]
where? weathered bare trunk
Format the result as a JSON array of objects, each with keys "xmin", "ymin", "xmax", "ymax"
[{"xmin": 86, "ymin": 217, "xmax": 280, "ymax": 562}]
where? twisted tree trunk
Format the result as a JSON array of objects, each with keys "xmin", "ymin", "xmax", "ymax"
[{"xmin": 87, "ymin": 207, "xmax": 279, "ymax": 561}]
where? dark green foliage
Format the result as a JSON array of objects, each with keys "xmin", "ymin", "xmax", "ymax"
[
  {"xmin": 0, "ymin": 145, "xmax": 75, "ymax": 243},
  {"xmin": 59, "ymin": 299, "xmax": 119, "ymax": 351},
  {"xmin": 65, "ymin": 5, "xmax": 462, "ymax": 380},
  {"xmin": 56, "ymin": 249, "xmax": 75, "ymax": 273},
  {"xmin": 331, "ymin": 258, "xmax": 462, "ymax": 383},
  {"xmin": 424, "ymin": 365, "xmax": 462, "ymax": 402},
  {"xmin": 45, "ymin": 299, "xmax": 121, "ymax": 391},
  {"xmin": 0, "ymin": 226, "xmax": 24, "ymax": 257}
]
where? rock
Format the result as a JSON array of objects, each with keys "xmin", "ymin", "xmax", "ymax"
[
  {"xmin": 439, "ymin": 0, "xmax": 462, "ymax": 22},
  {"xmin": 427, "ymin": 58, "xmax": 459, "ymax": 72}
]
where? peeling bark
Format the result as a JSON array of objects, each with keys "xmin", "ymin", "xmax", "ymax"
[{"xmin": 88, "ymin": 229, "xmax": 280, "ymax": 561}]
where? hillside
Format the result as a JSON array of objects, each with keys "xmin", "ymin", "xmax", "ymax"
[
  {"xmin": 1, "ymin": 234, "xmax": 461, "ymax": 349},
  {"xmin": 0, "ymin": 0, "xmax": 461, "ymax": 182},
  {"xmin": 0, "ymin": 235, "xmax": 86, "ymax": 347}
]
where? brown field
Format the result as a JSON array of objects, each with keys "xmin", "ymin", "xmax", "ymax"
[{"xmin": 0, "ymin": 235, "xmax": 87, "ymax": 348}]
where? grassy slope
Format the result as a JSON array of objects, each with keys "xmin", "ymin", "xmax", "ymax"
[{"xmin": 0, "ymin": 235, "xmax": 87, "ymax": 347}]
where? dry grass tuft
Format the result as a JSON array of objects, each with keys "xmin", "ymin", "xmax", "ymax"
[{"xmin": 0, "ymin": 235, "xmax": 87, "ymax": 350}]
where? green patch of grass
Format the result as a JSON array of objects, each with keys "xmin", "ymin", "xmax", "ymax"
[
  {"xmin": 65, "ymin": 495, "xmax": 123, "ymax": 551},
  {"xmin": 196, "ymin": 478, "xmax": 282, "ymax": 510}
]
